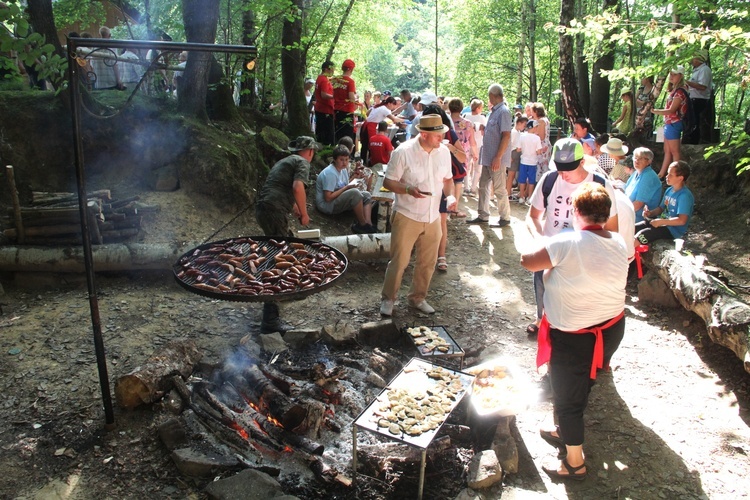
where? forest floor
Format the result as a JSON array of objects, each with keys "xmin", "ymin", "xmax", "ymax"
[{"xmin": 1, "ymin": 151, "xmax": 750, "ymax": 499}]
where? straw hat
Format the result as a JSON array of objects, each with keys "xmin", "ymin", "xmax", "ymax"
[
  {"xmin": 600, "ymin": 137, "xmax": 628, "ymax": 157},
  {"xmin": 415, "ymin": 115, "xmax": 449, "ymax": 134}
]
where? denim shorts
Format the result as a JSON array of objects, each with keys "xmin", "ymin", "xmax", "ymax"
[
  {"xmin": 518, "ymin": 163, "xmax": 537, "ymax": 185},
  {"xmin": 664, "ymin": 121, "xmax": 683, "ymax": 141}
]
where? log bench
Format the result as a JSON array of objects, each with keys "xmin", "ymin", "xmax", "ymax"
[{"xmin": 642, "ymin": 241, "xmax": 750, "ymax": 374}]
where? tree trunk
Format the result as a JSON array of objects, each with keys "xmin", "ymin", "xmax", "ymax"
[
  {"xmin": 25, "ymin": 0, "xmax": 64, "ymax": 89},
  {"xmin": 574, "ymin": 1, "xmax": 589, "ymax": 113},
  {"xmin": 516, "ymin": 0, "xmax": 528, "ymax": 104},
  {"xmin": 281, "ymin": 0, "xmax": 310, "ymax": 138},
  {"xmin": 178, "ymin": 0, "xmax": 220, "ymax": 122},
  {"xmin": 589, "ymin": 0, "xmax": 619, "ymax": 133},
  {"xmin": 527, "ymin": 0, "xmax": 537, "ymax": 101},
  {"xmin": 240, "ymin": 2, "xmax": 256, "ymax": 108},
  {"xmin": 558, "ymin": 0, "xmax": 585, "ymax": 125},
  {"xmin": 324, "ymin": 0, "xmax": 357, "ymax": 63},
  {"xmin": 207, "ymin": 56, "xmax": 240, "ymax": 121}
]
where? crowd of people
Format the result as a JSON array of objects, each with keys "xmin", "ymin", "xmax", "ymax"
[{"xmin": 250, "ymin": 55, "xmax": 703, "ymax": 482}]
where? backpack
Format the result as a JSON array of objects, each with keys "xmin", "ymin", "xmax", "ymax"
[
  {"xmin": 674, "ymin": 87, "xmax": 696, "ymax": 137},
  {"xmin": 541, "ymin": 171, "xmax": 606, "ymax": 209}
]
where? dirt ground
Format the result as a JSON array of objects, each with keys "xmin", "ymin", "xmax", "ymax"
[{"xmin": 1, "ymin": 168, "xmax": 750, "ymax": 499}]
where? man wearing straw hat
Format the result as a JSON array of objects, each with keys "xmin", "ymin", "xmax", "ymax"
[
  {"xmin": 685, "ymin": 50, "xmax": 712, "ymax": 144},
  {"xmin": 379, "ymin": 114, "xmax": 457, "ymax": 316}
]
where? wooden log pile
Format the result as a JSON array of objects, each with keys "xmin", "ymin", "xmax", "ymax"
[
  {"xmin": 645, "ymin": 242, "xmax": 750, "ymax": 374},
  {"xmin": 2, "ymin": 189, "xmax": 158, "ymax": 245}
]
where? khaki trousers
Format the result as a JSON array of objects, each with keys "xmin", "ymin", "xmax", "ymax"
[{"xmin": 381, "ymin": 211, "xmax": 442, "ymax": 304}]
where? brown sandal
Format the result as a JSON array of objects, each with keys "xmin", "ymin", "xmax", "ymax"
[{"xmin": 542, "ymin": 459, "xmax": 587, "ymax": 481}]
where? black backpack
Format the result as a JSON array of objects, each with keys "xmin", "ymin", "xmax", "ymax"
[{"xmin": 541, "ymin": 171, "xmax": 606, "ymax": 209}]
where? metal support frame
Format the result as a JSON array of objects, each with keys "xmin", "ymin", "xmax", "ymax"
[{"xmin": 66, "ymin": 38, "xmax": 256, "ymax": 428}]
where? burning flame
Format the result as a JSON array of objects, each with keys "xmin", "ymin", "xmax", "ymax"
[
  {"xmin": 229, "ymin": 422, "xmax": 249, "ymax": 441},
  {"xmin": 283, "ymin": 446, "xmax": 293, "ymax": 454}
]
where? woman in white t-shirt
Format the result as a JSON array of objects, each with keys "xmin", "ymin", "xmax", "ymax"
[
  {"xmin": 462, "ymin": 99, "xmax": 487, "ymax": 195},
  {"xmin": 360, "ymin": 96, "xmax": 404, "ymax": 165},
  {"xmin": 521, "ymin": 182, "xmax": 628, "ymax": 482}
]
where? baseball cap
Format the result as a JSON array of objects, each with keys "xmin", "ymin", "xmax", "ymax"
[
  {"xmin": 305, "ymin": 78, "xmax": 315, "ymax": 84},
  {"xmin": 671, "ymin": 65, "xmax": 686, "ymax": 75},
  {"xmin": 288, "ymin": 136, "xmax": 321, "ymax": 152},
  {"xmin": 552, "ymin": 138, "xmax": 584, "ymax": 171},
  {"xmin": 420, "ymin": 91, "xmax": 438, "ymax": 105},
  {"xmin": 342, "ymin": 59, "xmax": 355, "ymax": 70}
]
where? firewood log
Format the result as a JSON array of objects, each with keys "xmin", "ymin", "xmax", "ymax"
[{"xmin": 114, "ymin": 340, "xmax": 202, "ymax": 409}]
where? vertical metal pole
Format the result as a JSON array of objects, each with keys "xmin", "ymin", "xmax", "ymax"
[
  {"xmin": 418, "ymin": 449, "xmax": 427, "ymax": 500},
  {"xmin": 67, "ymin": 40, "xmax": 115, "ymax": 428},
  {"xmin": 351, "ymin": 425, "xmax": 358, "ymax": 484}
]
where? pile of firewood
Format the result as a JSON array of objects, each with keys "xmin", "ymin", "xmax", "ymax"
[{"xmin": 3, "ymin": 189, "xmax": 158, "ymax": 245}]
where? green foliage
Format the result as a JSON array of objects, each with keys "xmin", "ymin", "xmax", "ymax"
[
  {"xmin": 52, "ymin": 0, "xmax": 106, "ymax": 31},
  {"xmin": 0, "ymin": 2, "xmax": 67, "ymax": 89}
]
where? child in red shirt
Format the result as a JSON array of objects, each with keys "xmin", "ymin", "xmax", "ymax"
[{"xmin": 368, "ymin": 121, "xmax": 394, "ymax": 166}]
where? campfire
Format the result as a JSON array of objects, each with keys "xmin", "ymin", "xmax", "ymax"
[{"xmin": 116, "ymin": 327, "xmax": 531, "ymax": 498}]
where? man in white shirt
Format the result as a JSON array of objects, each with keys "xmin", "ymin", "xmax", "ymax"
[
  {"xmin": 524, "ymin": 138, "xmax": 619, "ymax": 334},
  {"xmin": 380, "ymin": 115, "xmax": 457, "ymax": 316},
  {"xmin": 686, "ymin": 50, "xmax": 712, "ymax": 144}
]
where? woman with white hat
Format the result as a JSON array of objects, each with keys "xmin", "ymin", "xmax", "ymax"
[
  {"xmin": 600, "ymin": 137, "xmax": 629, "ymax": 182},
  {"xmin": 652, "ymin": 66, "xmax": 689, "ymax": 178}
]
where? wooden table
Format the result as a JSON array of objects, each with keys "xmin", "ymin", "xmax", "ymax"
[{"xmin": 370, "ymin": 167, "xmax": 395, "ymax": 232}]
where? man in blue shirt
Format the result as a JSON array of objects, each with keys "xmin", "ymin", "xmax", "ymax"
[
  {"xmin": 624, "ymin": 147, "xmax": 662, "ymax": 222},
  {"xmin": 467, "ymin": 83, "xmax": 512, "ymax": 228}
]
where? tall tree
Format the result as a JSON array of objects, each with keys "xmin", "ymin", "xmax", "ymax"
[
  {"xmin": 179, "ymin": 0, "xmax": 220, "ymax": 121},
  {"xmin": 516, "ymin": 0, "xmax": 528, "ymax": 104},
  {"xmin": 281, "ymin": 0, "xmax": 309, "ymax": 138},
  {"xmin": 527, "ymin": 0, "xmax": 538, "ymax": 102},
  {"xmin": 589, "ymin": 0, "xmax": 619, "ymax": 132},
  {"xmin": 324, "ymin": 0, "xmax": 356, "ymax": 63},
  {"xmin": 574, "ymin": 0, "xmax": 589, "ymax": 114},
  {"xmin": 558, "ymin": 0, "xmax": 586, "ymax": 124},
  {"xmin": 26, "ymin": 0, "xmax": 65, "ymax": 89}
]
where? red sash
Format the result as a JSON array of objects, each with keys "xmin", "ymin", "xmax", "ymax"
[{"xmin": 536, "ymin": 311, "xmax": 625, "ymax": 380}]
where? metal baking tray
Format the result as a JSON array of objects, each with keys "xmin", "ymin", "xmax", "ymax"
[
  {"xmin": 354, "ymin": 358, "xmax": 474, "ymax": 449},
  {"xmin": 173, "ymin": 236, "xmax": 348, "ymax": 302},
  {"xmin": 401, "ymin": 324, "xmax": 465, "ymax": 369}
]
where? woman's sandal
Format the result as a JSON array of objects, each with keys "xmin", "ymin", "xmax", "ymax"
[
  {"xmin": 542, "ymin": 459, "xmax": 588, "ymax": 481},
  {"xmin": 539, "ymin": 428, "xmax": 565, "ymax": 449},
  {"xmin": 436, "ymin": 257, "xmax": 448, "ymax": 272},
  {"xmin": 526, "ymin": 323, "xmax": 539, "ymax": 336}
]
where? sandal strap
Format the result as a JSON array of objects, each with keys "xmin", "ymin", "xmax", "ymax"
[{"xmin": 562, "ymin": 459, "xmax": 586, "ymax": 475}]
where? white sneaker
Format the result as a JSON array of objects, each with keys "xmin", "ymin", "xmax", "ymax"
[
  {"xmin": 518, "ymin": 197, "xmax": 525, "ymax": 204},
  {"xmin": 409, "ymin": 300, "xmax": 435, "ymax": 314},
  {"xmin": 380, "ymin": 299, "xmax": 394, "ymax": 316}
]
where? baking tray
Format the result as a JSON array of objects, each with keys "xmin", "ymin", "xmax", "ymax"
[
  {"xmin": 354, "ymin": 358, "xmax": 474, "ymax": 449},
  {"xmin": 402, "ymin": 324, "xmax": 465, "ymax": 369},
  {"xmin": 173, "ymin": 236, "xmax": 348, "ymax": 302}
]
